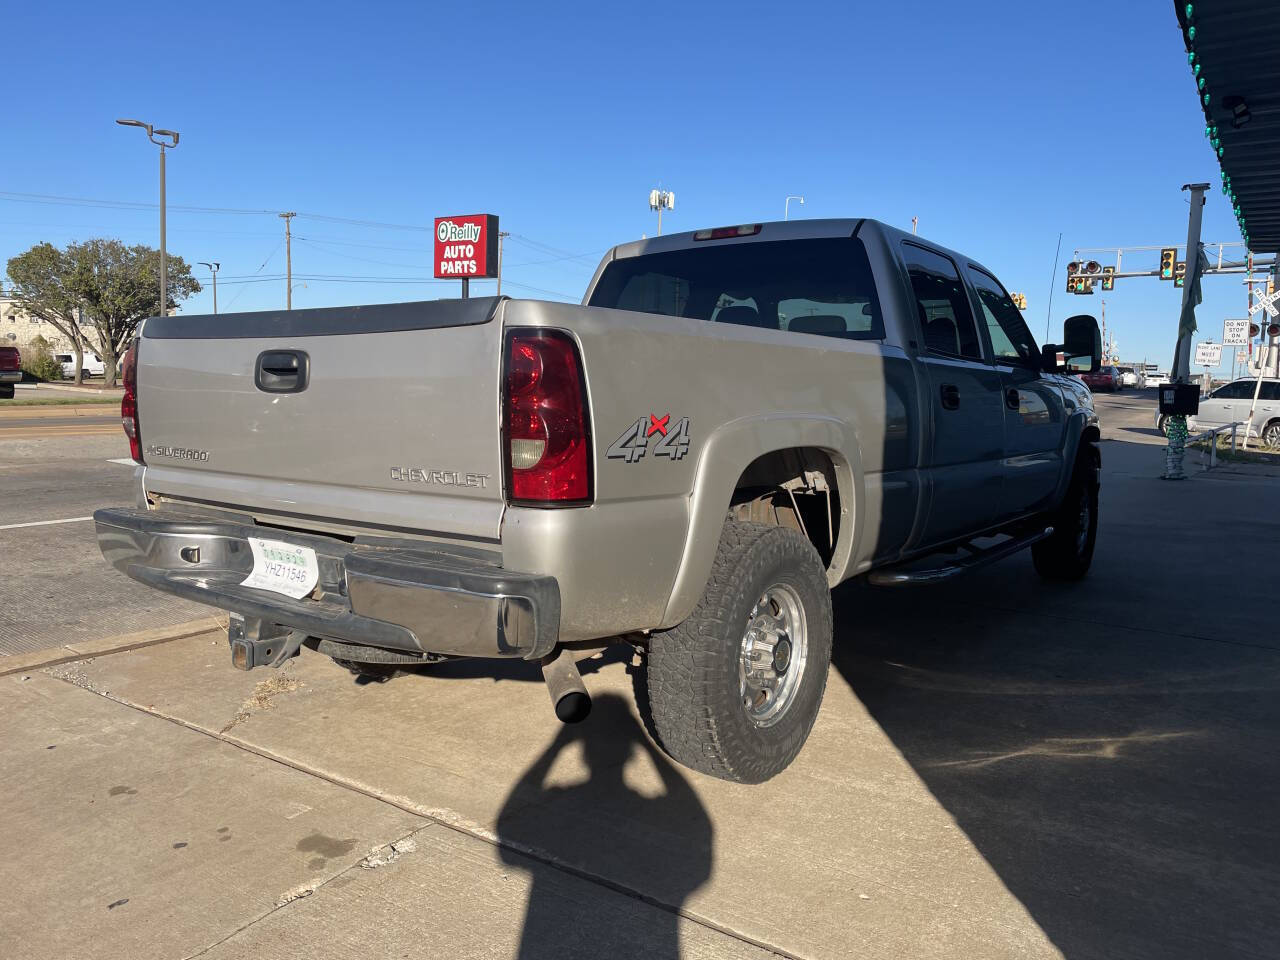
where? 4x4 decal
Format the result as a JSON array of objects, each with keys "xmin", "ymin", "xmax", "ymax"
[{"xmin": 607, "ymin": 413, "xmax": 691, "ymax": 463}]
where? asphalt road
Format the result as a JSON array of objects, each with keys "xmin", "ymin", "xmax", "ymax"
[
  {"xmin": 0, "ymin": 422, "xmax": 208, "ymax": 657},
  {"xmin": 0, "ymin": 389, "xmax": 1181, "ymax": 660}
]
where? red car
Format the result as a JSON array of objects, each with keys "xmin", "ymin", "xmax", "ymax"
[
  {"xmin": 1079, "ymin": 365, "xmax": 1121, "ymax": 392},
  {"xmin": 0, "ymin": 344, "xmax": 20, "ymax": 399}
]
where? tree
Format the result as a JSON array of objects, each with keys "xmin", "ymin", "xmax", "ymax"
[
  {"xmin": 6, "ymin": 243, "xmax": 92, "ymax": 384},
  {"xmin": 66, "ymin": 239, "xmax": 201, "ymax": 388}
]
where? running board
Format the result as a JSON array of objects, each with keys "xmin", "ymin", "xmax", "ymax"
[{"xmin": 867, "ymin": 527, "xmax": 1053, "ymax": 587}]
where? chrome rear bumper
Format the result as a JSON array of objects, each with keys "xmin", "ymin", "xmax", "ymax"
[{"xmin": 93, "ymin": 507, "xmax": 559, "ymax": 660}]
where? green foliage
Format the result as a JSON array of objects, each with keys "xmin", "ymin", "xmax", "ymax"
[
  {"xmin": 6, "ymin": 238, "xmax": 201, "ymax": 388},
  {"xmin": 65, "ymin": 238, "xmax": 201, "ymax": 387},
  {"xmin": 19, "ymin": 335, "xmax": 62, "ymax": 382}
]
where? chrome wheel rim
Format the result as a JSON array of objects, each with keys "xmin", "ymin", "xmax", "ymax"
[
  {"xmin": 739, "ymin": 582, "xmax": 808, "ymax": 727},
  {"xmin": 1265, "ymin": 426, "xmax": 1280, "ymax": 450}
]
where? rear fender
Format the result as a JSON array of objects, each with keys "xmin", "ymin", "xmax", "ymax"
[{"xmin": 660, "ymin": 414, "xmax": 864, "ymax": 628}]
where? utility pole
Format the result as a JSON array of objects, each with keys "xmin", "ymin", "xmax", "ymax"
[
  {"xmin": 198, "ymin": 261, "xmax": 220, "ymax": 315},
  {"xmin": 496, "ymin": 231, "xmax": 510, "ymax": 296},
  {"xmin": 279, "ymin": 212, "xmax": 296, "ymax": 310}
]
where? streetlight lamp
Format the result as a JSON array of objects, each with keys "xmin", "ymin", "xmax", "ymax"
[
  {"xmin": 198, "ymin": 261, "xmax": 220, "ymax": 314},
  {"xmin": 785, "ymin": 196, "xmax": 804, "ymax": 220},
  {"xmin": 117, "ymin": 119, "xmax": 179, "ymax": 316}
]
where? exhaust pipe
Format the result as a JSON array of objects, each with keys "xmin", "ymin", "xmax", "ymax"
[{"xmin": 540, "ymin": 647, "xmax": 591, "ymax": 723}]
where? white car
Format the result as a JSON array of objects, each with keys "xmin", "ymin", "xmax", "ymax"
[
  {"xmin": 56, "ymin": 353, "xmax": 105, "ymax": 378},
  {"xmin": 1188, "ymin": 377, "xmax": 1280, "ymax": 446},
  {"xmin": 1117, "ymin": 366, "xmax": 1143, "ymax": 388}
]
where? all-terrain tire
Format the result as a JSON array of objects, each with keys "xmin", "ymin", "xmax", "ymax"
[
  {"xmin": 1033, "ymin": 442, "xmax": 1100, "ymax": 581},
  {"xmin": 640, "ymin": 521, "xmax": 833, "ymax": 784}
]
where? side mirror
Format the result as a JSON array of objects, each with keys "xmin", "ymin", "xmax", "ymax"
[{"xmin": 1061, "ymin": 314, "xmax": 1101, "ymax": 373}]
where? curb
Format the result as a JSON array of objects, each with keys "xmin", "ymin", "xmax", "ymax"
[
  {"xmin": 0, "ymin": 616, "xmax": 223, "ymax": 677},
  {"xmin": 0, "ymin": 405, "xmax": 120, "ymax": 419}
]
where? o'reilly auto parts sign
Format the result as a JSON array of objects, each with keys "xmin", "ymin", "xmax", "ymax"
[{"xmin": 434, "ymin": 214, "xmax": 499, "ymax": 278}]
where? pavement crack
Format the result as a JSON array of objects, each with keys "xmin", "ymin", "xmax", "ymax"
[
  {"xmin": 219, "ymin": 670, "xmax": 303, "ymax": 734},
  {"xmin": 180, "ymin": 824, "xmax": 433, "ymax": 959}
]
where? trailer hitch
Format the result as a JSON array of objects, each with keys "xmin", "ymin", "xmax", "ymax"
[{"xmin": 227, "ymin": 614, "xmax": 305, "ymax": 670}]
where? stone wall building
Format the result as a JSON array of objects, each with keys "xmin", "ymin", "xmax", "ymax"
[{"xmin": 0, "ymin": 294, "xmax": 105, "ymax": 357}]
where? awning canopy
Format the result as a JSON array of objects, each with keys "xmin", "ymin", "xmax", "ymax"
[{"xmin": 1175, "ymin": 2, "xmax": 1280, "ymax": 253}]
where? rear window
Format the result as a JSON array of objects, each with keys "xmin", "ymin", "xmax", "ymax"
[{"xmin": 587, "ymin": 237, "xmax": 884, "ymax": 341}]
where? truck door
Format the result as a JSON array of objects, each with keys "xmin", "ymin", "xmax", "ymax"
[
  {"xmin": 966, "ymin": 265, "xmax": 1066, "ymax": 519},
  {"xmin": 901, "ymin": 243, "xmax": 1004, "ymax": 546}
]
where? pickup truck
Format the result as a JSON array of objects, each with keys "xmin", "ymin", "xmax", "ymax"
[
  {"xmin": 94, "ymin": 218, "xmax": 1102, "ymax": 783},
  {"xmin": 0, "ymin": 344, "xmax": 20, "ymax": 398}
]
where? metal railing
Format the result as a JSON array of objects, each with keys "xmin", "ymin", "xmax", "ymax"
[{"xmin": 1187, "ymin": 421, "xmax": 1243, "ymax": 470}]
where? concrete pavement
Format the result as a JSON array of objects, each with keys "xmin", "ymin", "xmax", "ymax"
[{"xmin": 3, "ymin": 396, "xmax": 1278, "ymax": 959}]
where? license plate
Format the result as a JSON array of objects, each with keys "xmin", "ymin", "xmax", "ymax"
[{"xmin": 240, "ymin": 538, "xmax": 320, "ymax": 600}]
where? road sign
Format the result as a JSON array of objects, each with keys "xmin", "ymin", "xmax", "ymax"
[
  {"xmin": 1248, "ymin": 286, "xmax": 1280, "ymax": 318},
  {"xmin": 1194, "ymin": 342, "xmax": 1222, "ymax": 367},
  {"xmin": 1223, "ymin": 319, "xmax": 1250, "ymax": 346}
]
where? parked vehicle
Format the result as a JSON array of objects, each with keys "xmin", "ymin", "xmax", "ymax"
[
  {"xmin": 94, "ymin": 218, "xmax": 1103, "ymax": 783},
  {"xmin": 0, "ymin": 345, "xmax": 20, "ymax": 398},
  {"xmin": 1080, "ymin": 365, "xmax": 1122, "ymax": 392},
  {"xmin": 1189, "ymin": 377, "xmax": 1280, "ymax": 446},
  {"xmin": 1117, "ymin": 366, "xmax": 1143, "ymax": 388},
  {"xmin": 56, "ymin": 353, "xmax": 106, "ymax": 379}
]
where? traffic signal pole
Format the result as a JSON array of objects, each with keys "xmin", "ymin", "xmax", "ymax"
[
  {"xmin": 1170, "ymin": 183, "xmax": 1209, "ymax": 383},
  {"xmin": 1162, "ymin": 183, "xmax": 1209, "ymax": 479}
]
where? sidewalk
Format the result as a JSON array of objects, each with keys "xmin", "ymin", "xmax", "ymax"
[{"xmin": 4, "ymin": 436, "xmax": 1278, "ymax": 960}]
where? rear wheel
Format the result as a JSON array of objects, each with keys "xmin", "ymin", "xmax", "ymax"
[
  {"xmin": 1033, "ymin": 442, "xmax": 1100, "ymax": 581},
  {"xmin": 1262, "ymin": 421, "xmax": 1280, "ymax": 450},
  {"xmin": 639, "ymin": 521, "xmax": 833, "ymax": 784}
]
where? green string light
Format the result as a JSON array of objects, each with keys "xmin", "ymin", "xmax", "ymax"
[
  {"xmin": 1189, "ymin": 25, "xmax": 1197, "ymax": 42},
  {"xmin": 1203, "ymin": 92, "xmax": 1211, "ymax": 106},
  {"xmin": 1186, "ymin": 3, "xmax": 1194, "ymax": 18}
]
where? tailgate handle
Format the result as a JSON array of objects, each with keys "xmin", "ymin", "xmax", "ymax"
[{"xmin": 255, "ymin": 350, "xmax": 309, "ymax": 393}]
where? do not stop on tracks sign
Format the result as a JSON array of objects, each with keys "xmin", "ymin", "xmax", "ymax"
[{"xmin": 434, "ymin": 214, "xmax": 499, "ymax": 280}]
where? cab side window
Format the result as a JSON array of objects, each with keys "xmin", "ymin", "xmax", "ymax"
[
  {"xmin": 967, "ymin": 266, "xmax": 1040, "ymax": 366},
  {"xmin": 1213, "ymin": 381, "xmax": 1253, "ymax": 400},
  {"xmin": 902, "ymin": 243, "xmax": 983, "ymax": 360}
]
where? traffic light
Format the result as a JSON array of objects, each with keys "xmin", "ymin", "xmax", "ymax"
[
  {"xmin": 1010, "ymin": 292, "xmax": 1027, "ymax": 309},
  {"xmin": 1250, "ymin": 322, "xmax": 1261, "ymax": 338},
  {"xmin": 1066, "ymin": 261, "xmax": 1080, "ymax": 294},
  {"xmin": 1160, "ymin": 247, "xmax": 1177, "ymax": 280},
  {"xmin": 1269, "ymin": 322, "xmax": 1280, "ymax": 339},
  {"xmin": 1102, "ymin": 266, "xmax": 1115, "ymax": 291},
  {"xmin": 1174, "ymin": 261, "xmax": 1186, "ymax": 288}
]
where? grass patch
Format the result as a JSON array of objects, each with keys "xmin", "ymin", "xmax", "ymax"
[
  {"xmin": 0, "ymin": 396, "xmax": 120, "ymax": 406},
  {"xmin": 1187, "ymin": 434, "xmax": 1280, "ymax": 466}
]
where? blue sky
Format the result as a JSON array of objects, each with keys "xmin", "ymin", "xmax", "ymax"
[{"xmin": 0, "ymin": 0, "xmax": 1251, "ymax": 370}]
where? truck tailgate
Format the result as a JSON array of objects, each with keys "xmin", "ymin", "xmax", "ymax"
[{"xmin": 136, "ymin": 298, "xmax": 506, "ymax": 541}]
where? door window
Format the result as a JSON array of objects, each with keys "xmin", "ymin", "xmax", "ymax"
[
  {"xmin": 1259, "ymin": 382, "xmax": 1280, "ymax": 402},
  {"xmin": 1212, "ymin": 381, "xmax": 1254, "ymax": 400},
  {"xmin": 902, "ymin": 244, "xmax": 983, "ymax": 360},
  {"xmin": 966, "ymin": 266, "xmax": 1040, "ymax": 365}
]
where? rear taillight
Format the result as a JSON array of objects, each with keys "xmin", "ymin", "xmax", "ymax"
[
  {"xmin": 121, "ymin": 342, "xmax": 143, "ymax": 463},
  {"xmin": 503, "ymin": 330, "xmax": 591, "ymax": 504}
]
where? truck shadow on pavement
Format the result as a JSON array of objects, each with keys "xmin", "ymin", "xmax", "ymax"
[
  {"xmin": 494, "ymin": 693, "xmax": 713, "ymax": 960},
  {"xmin": 828, "ymin": 443, "xmax": 1280, "ymax": 959}
]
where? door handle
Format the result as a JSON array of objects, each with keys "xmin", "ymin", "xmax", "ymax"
[
  {"xmin": 1006, "ymin": 387, "xmax": 1021, "ymax": 411},
  {"xmin": 940, "ymin": 383, "xmax": 960, "ymax": 410},
  {"xmin": 255, "ymin": 350, "xmax": 310, "ymax": 393}
]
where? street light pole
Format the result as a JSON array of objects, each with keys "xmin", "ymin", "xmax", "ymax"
[
  {"xmin": 785, "ymin": 196, "xmax": 804, "ymax": 220},
  {"xmin": 198, "ymin": 261, "xmax": 220, "ymax": 314},
  {"xmin": 116, "ymin": 119, "xmax": 179, "ymax": 316}
]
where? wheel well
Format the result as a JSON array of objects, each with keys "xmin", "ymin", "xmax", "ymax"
[{"xmin": 729, "ymin": 448, "xmax": 841, "ymax": 567}]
